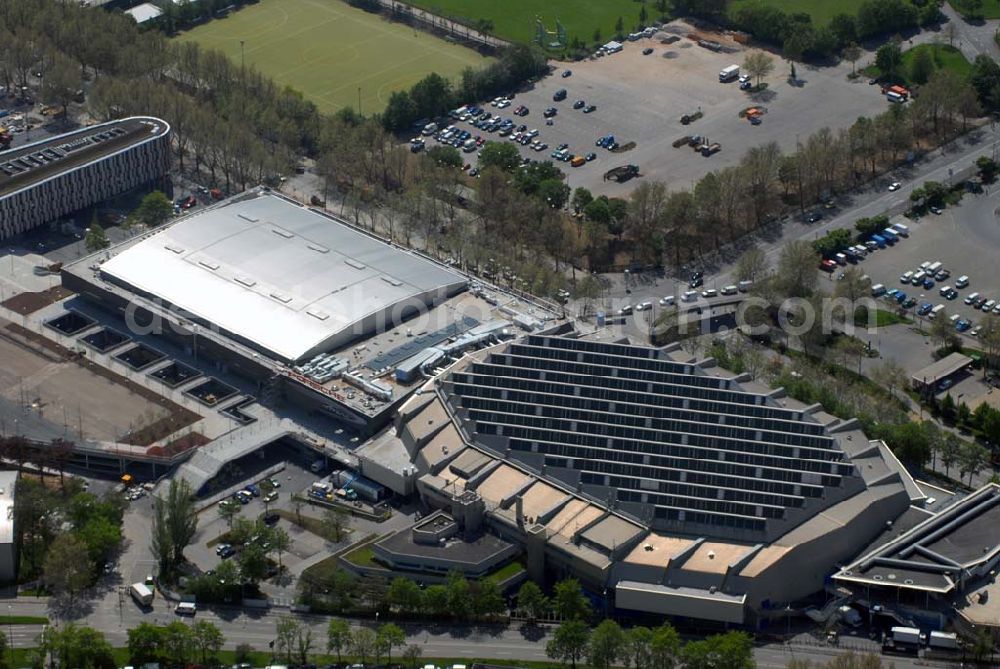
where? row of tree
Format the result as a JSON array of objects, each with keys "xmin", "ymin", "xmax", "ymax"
[{"xmin": 382, "ymin": 45, "xmax": 549, "ymax": 132}]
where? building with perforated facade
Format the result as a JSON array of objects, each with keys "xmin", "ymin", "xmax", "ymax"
[{"xmin": 0, "ymin": 117, "xmax": 170, "ymax": 240}]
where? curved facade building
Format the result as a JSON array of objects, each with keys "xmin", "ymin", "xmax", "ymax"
[{"xmin": 0, "ymin": 116, "xmax": 171, "ymax": 240}]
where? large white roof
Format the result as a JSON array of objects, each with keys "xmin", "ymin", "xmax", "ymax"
[{"xmin": 101, "ymin": 193, "xmax": 466, "ymax": 362}]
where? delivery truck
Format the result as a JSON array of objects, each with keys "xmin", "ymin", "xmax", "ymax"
[{"xmin": 129, "ymin": 582, "xmax": 154, "ymax": 608}]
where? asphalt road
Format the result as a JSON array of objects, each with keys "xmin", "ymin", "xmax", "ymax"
[
  {"xmin": 591, "ymin": 123, "xmax": 1000, "ymax": 316},
  {"xmin": 0, "ymin": 596, "xmax": 947, "ymax": 669}
]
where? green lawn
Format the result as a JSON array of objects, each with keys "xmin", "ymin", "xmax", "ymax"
[
  {"xmin": 866, "ymin": 43, "xmax": 972, "ymax": 85},
  {"xmin": 949, "ymin": 0, "xmax": 1000, "ymax": 19},
  {"xmin": 728, "ymin": 0, "xmax": 867, "ymax": 25},
  {"xmin": 342, "ymin": 543, "xmax": 379, "ymax": 568},
  {"xmin": 405, "ymin": 0, "xmax": 639, "ymax": 46},
  {"xmin": 485, "ymin": 560, "xmax": 525, "ymax": 582},
  {"xmin": 174, "ymin": 0, "xmax": 489, "ymax": 113}
]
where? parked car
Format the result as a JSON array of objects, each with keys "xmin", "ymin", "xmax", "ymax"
[
  {"xmin": 583, "ymin": 105, "xmax": 597, "ymax": 113},
  {"xmin": 573, "ymin": 100, "xmax": 586, "ymax": 109},
  {"xmin": 642, "ymin": 47, "xmax": 654, "ymax": 55},
  {"xmin": 888, "ymin": 181, "xmax": 901, "ymax": 191}
]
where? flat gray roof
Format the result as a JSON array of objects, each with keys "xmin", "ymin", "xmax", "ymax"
[
  {"xmin": 911, "ymin": 352, "xmax": 972, "ymax": 386},
  {"xmin": 100, "ymin": 193, "xmax": 467, "ymax": 362}
]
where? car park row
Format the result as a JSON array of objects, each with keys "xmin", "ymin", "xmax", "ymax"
[{"xmin": 413, "ymin": 85, "xmax": 617, "ymax": 171}]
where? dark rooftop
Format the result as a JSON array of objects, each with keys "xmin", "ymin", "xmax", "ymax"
[
  {"xmin": 376, "ymin": 526, "xmax": 514, "ymax": 567},
  {"xmin": 835, "ymin": 484, "xmax": 1000, "ymax": 593},
  {"xmin": 0, "ymin": 117, "xmax": 168, "ymax": 198}
]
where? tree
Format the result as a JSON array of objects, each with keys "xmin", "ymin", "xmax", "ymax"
[
  {"xmin": 42, "ymin": 624, "xmax": 115, "ymax": 669},
  {"xmin": 735, "ymin": 247, "xmax": 768, "ymax": 283},
  {"xmin": 843, "ymin": 43, "xmax": 862, "ymax": 76},
  {"xmin": 552, "ymin": 578, "xmax": 591, "ymax": 620},
  {"xmin": 960, "ymin": 441, "xmax": 990, "ymax": 485},
  {"xmin": 872, "ymin": 359, "xmax": 907, "ymax": 400},
  {"xmin": 681, "ymin": 631, "xmax": 754, "ymax": 669},
  {"xmin": 775, "ymin": 240, "xmax": 819, "ymax": 299},
  {"xmin": 588, "ymin": 619, "xmax": 624, "ymax": 669},
  {"xmin": 151, "ymin": 479, "xmax": 198, "ymax": 579},
  {"xmin": 275, "ymin": 617, "xmax": 301, "ymax": 664},
  {"xmin": 322, "ymin": 506, "xmax": 350, "ymax": 543},
  {"xmin": 134, "ymin": 191, "xmax": 173, "ymax": 228},
  {"xmin": 382, "ymin": 91, "xmax": 419, "ymax": 132},
  {"xmin": 538, "ymin": 179, "xmax": 571, "ymax": 209},
  {"xmin": 295, "ymin": 625, "xmax": 314, "ymax": 666},
  {"xmin": 269, "ymin": 526, "xmax": 292, "ymax": 570},
  {"xmin": 427, "ymin": 145, "xmax": 462, "ymax": 168},
  {"xmin": 479, "ymin": 142, "xmax": 522, "ymax": 172},
  {"xmin": 941, "ymin": 433, "xmax": 961, "ymax": 477},
  {"xmin": 910, "ymin": 47, "xmax": 934, "ymax": 86},
  {"xmin": 41, "ymin": 55, "xmax": 81, "ymax": 119},
  {"xmin": 127, "ymin": 623, "xmax": 163, "ymax": 665},
  {"xmin": 446, "ymin": 571, "xmax": 472, "ymax": 620},
  {"xmin": 473, "ymin": 578, "xmax": 506, "ymax": 617},
  {"xmin": 388, "ymin": 577, "xmax": 424, "ymax": 615},
  {"xmin": 742, "ymin": 51, "xmax": 775, "ymax": 89},
  {"xmin": 84, "ymin": 222, "xmax": 110, "ymax": 252},
  {"xmin": 377, "ymin": 623, "xmax": 406, "ymax": 665},
  {"xmin": 191, "ymin": 621, "xmax": 224, "ymax": 664},
  {"xmin": 875, "ymin": 41, "xmax": 903, "ymax": 80},
  {"xmin": 162, "ymin": 621, "xmax": 194, "ymax": 665},
  {"xmin": 546, "ymin": 620, "xmax": 590, "ymax": 669},
  {"xmin": 571, "ymin": 187, "xmax": 594, "ymax": 215},
  {"xmin": 327, "ymin": 619, "xmax": 351, "ymax": 665},
  {"xmin": 402, "ymin": 644, "xmax": 423, "ymax": 669},
  {"xmin": 424, "ymin": 585, "xmax": 449, "ymax": 616},
  {"xmin": 43, "ymin": 534, "xmax": 92, "ymax": 603},
  {"xmin": 237, "ymin": 542, "xmax": 270, "ymax": 585},
  {"xmin": 623, "ymin": 626, "xmax": 652, "ymax": 669},
  {"xmin": 930, "ymin": 310, "xmax": 959, "ymax": 351},
  {"xmin": 350, "ymin": 627, "xmax": 377, "ymax": 665},
  {"xmin": 217, "ymin": 500, "xmax": 241, "ymax": 528},
  {"xmin": 516, "ymin": 580, "xmax": 549, "ymax": 620},
  {"xmin": 649, "ymin": 623, "xmax": 680, "ymax": 669}
]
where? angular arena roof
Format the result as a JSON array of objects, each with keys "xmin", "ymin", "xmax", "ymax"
[
  {"xmin": 100, "ymin": 193, "xmax": 466, "ymax": 362},
  {"xmin": 440, "ymin": 335, "xmax": 873, "ymax": 542}
]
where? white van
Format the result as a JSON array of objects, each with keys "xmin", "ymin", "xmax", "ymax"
[
  {"xmin": 721, "ymin": 285, "xmax": 738, "ymax": 295},
  {"xmin": 892, "ymin": 222, "xmax": 910, "ymax": 237},
  {"xmin": 939, "ymin": 285, "xmax": 952, "ymax": 296},
  {"xmin": 956, "ymin": 275, "xmax": 970, "ymax": 289},
  {"xmin": 871, "ymin": 284, "xmax": 886, "ymax": 297},
  {"xmin": 834, "ymin": 252, "xmax": 848, "ymax": 265},
  {"xmin": 965, "ymin": 292, "xmax": 981, "ymax": 305},
  {"xmin": 930, "ymin": 304, "xmax": 946, "ymax": 319},
  {"xmin": 421, "ymin": 122, "xmax": 438, "ymax": 136},
  {"xmin": 911, "ymin": 270, "xmax": 926, "ymax": 285},
  {"xmin": 920, "ymin": 261, "xmax": 932, "ymax": 270},
  {"xmin": 738, "ymin": 280, "xmax": 753, "ymax": 292},
  {"xmin": 175, "ymin": 602, "xmax": 197, "ymax": 616},
  {"xmin": 928, "ymin": 261, "xmax": 943, "ymax": 274},
  {"xmin": 681, "ymin": 290, "xmax": 698, "ymax": 302},
  {"xmin": 900, "ymin": 270, "xmax": 913, "ymax": 283}
]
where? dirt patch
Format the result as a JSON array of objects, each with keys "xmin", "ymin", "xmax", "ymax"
[
  {"xmin": 1, "ymin": 286, "xmax": 74, "ymax": 315},
  {"xmin": 3, "ymin": 323, "xmax": 201, "ymax": 446}
]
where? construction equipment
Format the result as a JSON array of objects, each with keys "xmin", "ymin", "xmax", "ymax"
[{"xmin": 603, "ymin": 164, "xmax": 640, "ymax": 182}]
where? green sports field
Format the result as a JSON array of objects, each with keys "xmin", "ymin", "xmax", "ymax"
[
  {"xmin": 406, "ymin": 0, "xmax": 638, "ymax": 45},
  {"xmin": 728, "ymin": 0, "xmax": 867, "ymax": 25},
  {"xmin": 174, "ymin": 0, "xmax": 489, "ymax": 114}
]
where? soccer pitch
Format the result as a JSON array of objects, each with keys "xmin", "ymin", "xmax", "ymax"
[{"xmin": 174, "ymin": 0, "xmax": 489, "ymax": 114}]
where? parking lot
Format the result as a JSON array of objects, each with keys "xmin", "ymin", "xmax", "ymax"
[
  {"xmin": 425, "ymin": 20, "xmax": 890, "ymax": 196},
  {"xmin": 844, "ymin": 187, "xmax": 1000, "ymax": 335}
]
